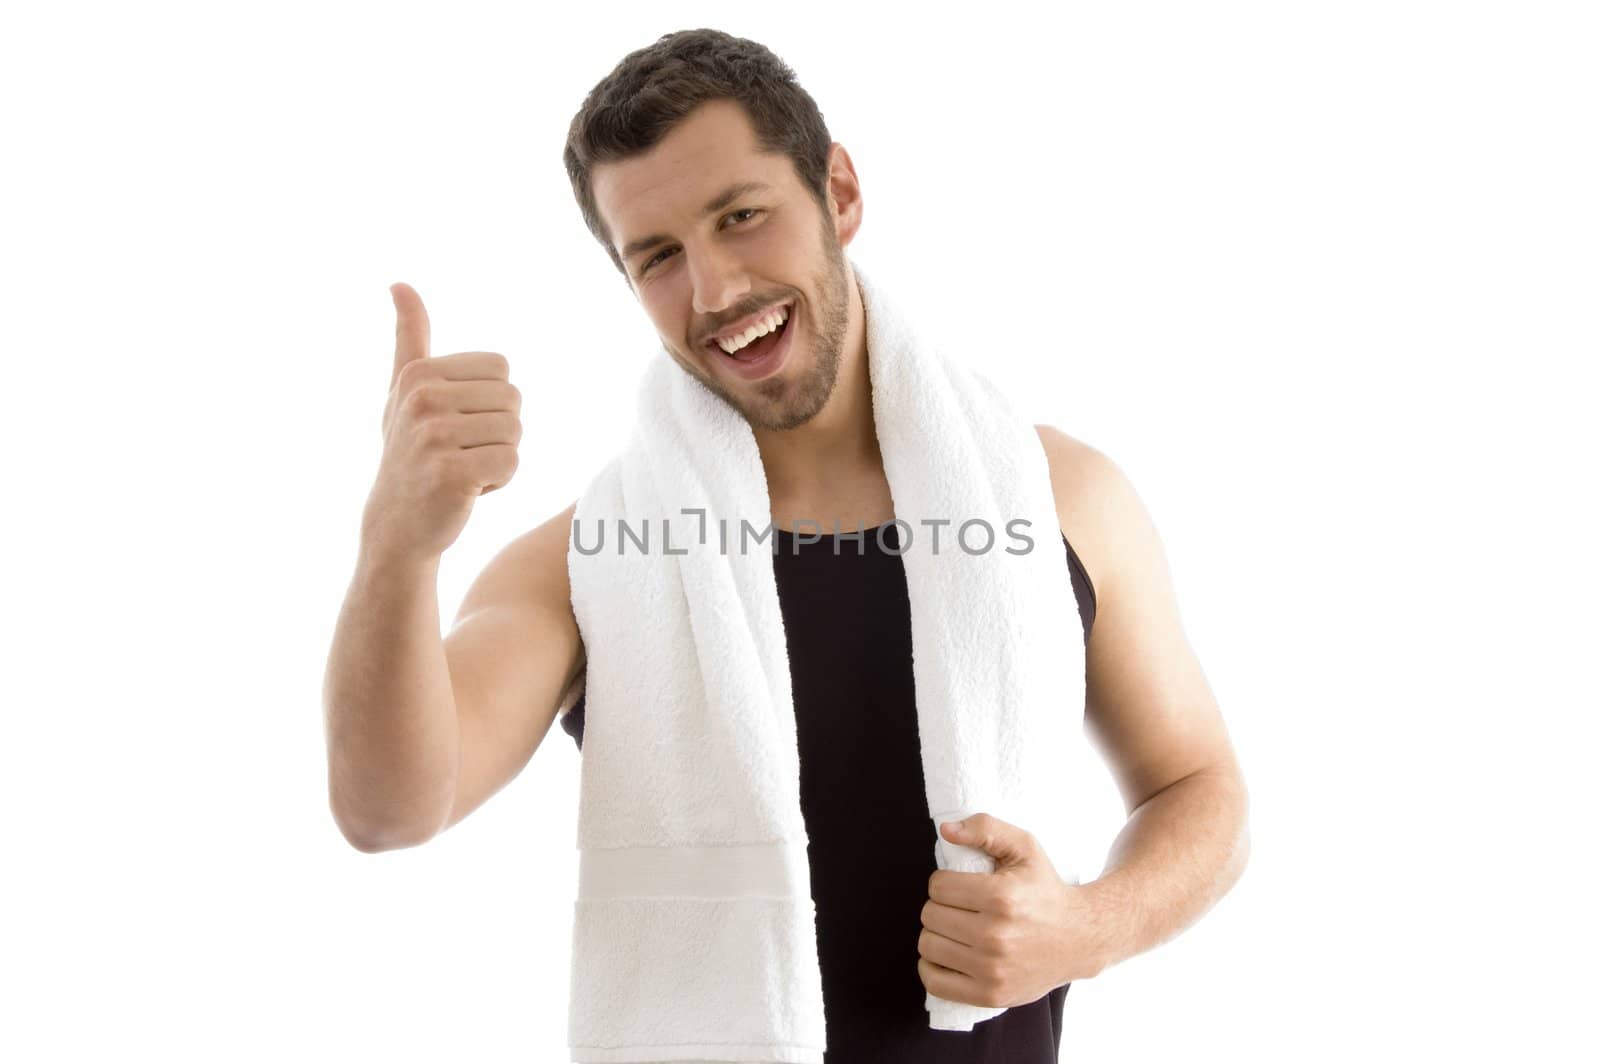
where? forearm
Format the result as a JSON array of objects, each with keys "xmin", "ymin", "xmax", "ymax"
[
  {"xmin": 1081, "ymin": 765, "xmax": 1251, "ymax": 972},
  {"xmin": 322, "ymin": 546, "xmax": 460, "ymax": 851}
]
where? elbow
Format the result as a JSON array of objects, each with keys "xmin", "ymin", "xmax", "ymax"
[
  {"xmin": 330, "ymin": 799, "xmax": 442, "ymax": 855},
  {"xmin": 1192, "ymin": 759, "xmax": 1253, "ymax": 889},
  {"xmin": 330, "ymin": 804, "xmax": 387, "ymax": 853},
  {"xmin": 1232, "ymin": 818, "xmax": 1253, "ymax": 884},
  {"xmin": 1225, "ymin": 776, "xmax": 1253, "ymax": 887},
  {"xmin": 334, "ymin": 815, "xmax": 434, "ymax": 855},
  {"xmin": 340, "ymin": 827, "xmax": 389, "ymax": 855}
]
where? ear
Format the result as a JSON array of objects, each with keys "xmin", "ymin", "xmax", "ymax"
[{"xmin": 824, "ymin": 142, "xmax": 864, "ymax": 248}]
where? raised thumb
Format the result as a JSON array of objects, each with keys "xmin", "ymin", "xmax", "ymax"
[{"xmin": 389, "ymin": 282, "xmax": 431, "ymax": 387}]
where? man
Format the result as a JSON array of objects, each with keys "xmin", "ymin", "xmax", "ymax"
[{"xmin": 323, "ymin": 27, "xmax": 1249, "ymax": 1061}]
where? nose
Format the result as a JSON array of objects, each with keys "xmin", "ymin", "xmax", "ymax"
[{"xmin": 689, "ymin": 244, "xmax": 751, "ymax": 321}]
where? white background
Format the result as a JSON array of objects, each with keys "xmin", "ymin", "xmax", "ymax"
[{"xmin": 3, "ymin": 1, "xmax": 1596, "ymax": 1060}]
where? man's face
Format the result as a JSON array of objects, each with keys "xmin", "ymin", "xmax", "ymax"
[{"xmin": 592, "ymin": 99, "xmax": 854, "ymax": 432}]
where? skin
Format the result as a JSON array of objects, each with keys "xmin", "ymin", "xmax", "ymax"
[
  {"xmin": 592, "ymin": 98, "xmax": 889, "ymax": 531},
  {"xmin": 324, "ymin": 97, "xmax": 1250, "ymax": 1003}
]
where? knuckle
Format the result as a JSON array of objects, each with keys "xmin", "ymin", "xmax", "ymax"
[
  {"xmin": 414, "ymin": 415, "xmax": 451, "ymax": 448},
  {"xmin": 403, "ymin": 383, "xmax": 438, "ymax": 417}
]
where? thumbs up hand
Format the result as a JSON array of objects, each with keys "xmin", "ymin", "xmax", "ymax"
[{"xmin": 362, "ymin": 283, "xmax": 522, "ymax": 563}]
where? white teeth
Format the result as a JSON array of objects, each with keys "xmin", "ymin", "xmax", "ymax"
[{"xmin": 715, "ymin": 304, "xmax": 789, "ymax": 355}]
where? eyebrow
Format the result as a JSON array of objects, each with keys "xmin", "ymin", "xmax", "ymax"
[{"xmin": 619, "ymin": 180, "xmax": 775, "ymax": 264}]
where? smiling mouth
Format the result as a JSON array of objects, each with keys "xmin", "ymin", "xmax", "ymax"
[
  {"xmin": 703, "ymin": 300, "xmax": 794, "ymax": 357},
  {"xmin": 706, "ymin": 300, "xmax": 796, "ymax": 380}
]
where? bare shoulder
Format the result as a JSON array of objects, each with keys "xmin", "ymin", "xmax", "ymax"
[
  {"xmin": 456, "ymin": 498, "xmax": 579, "ymax": 619},
  {"xmin": 451, "ymin": 497, "xmax": 587, "ymax": 696},
  {"xmin": 438, "ymin": 500, "xmax": 586, "ymax": 831},
  {"xmin": 1033, "ymin": 423, "xmax": 1242, "ymax": 812},
  {"xmin": 1031, "ymin": 423, "xmax": 1138, "ymax": 605}
]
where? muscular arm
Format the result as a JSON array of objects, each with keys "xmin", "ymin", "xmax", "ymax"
[
  {"xmin": 437, "ymin": 500, "xmax": 586, "ymax": 834},
  {"xmin": 324, "ymin": 499, "xmax": 585, "ymax": 852},
  {"xmin": 1036, "ymin": 424, "xmax": 1251, "ymax": 969}
]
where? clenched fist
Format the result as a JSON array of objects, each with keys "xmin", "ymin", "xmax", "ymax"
[{"xmin": 361, "ymin": 283, "xmax": 522, "ymax": 563}]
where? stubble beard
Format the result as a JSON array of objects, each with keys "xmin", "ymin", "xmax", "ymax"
[{"xmin": 684, "ymin": 215, "xmax": 852, "ymax": 433}]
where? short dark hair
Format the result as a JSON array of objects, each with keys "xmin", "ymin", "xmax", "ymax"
[{"xmin": 563, "ymin": 28, "xmax": 835, "ymax": 278}]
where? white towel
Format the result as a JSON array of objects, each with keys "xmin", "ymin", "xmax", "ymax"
[{"xmin": 564, "ymin": 257, "xmax": 1088, "ymax": 1062}]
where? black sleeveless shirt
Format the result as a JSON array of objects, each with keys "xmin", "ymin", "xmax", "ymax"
[{"xmin": 562, "ymin": 522, "xmax": 1098, "ymax": 1063}]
